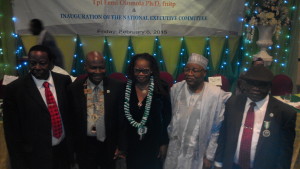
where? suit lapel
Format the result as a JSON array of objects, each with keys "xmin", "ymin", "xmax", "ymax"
[
  {"xmin": 254, "ymin": 96, "xmax": 275, "ymax": 157},
  {"xmin": 233, "ymin": 96, "xmax": 248, "ymax": 140},
  {"xmin": 103, "ymin": 78, "xmax": 110, "ymax": 128},
  {"xmin": 24, "ymin": 74, "xmax": 48, "ymax": 111},
  {"xmin": 52, "ymin": 72, "xmax": 64, "ymax": 110}
]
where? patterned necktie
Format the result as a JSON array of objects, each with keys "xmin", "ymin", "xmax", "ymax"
[
  {"xmin": 93, "ymin": 86, "xmax": 106, "ymax": 141},
  {"xmin": 43, "ymin": 82, "xmax": 62, "ymax": 139},
  {"xmin": 238, "ymin": 102, "xmax": 256, "ymax": 169}
]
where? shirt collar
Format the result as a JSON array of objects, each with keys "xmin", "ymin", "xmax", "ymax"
[
  {"xmin": 87, "ymin": 78, "xmax": 103, "ymax": 90},
  {"xmin": 247, "ymin": 95, "xmax": 269, "ymax": 110},
  {"xmin": 32, "ymin": 71, "xmax": 54, "ymax": 89}
]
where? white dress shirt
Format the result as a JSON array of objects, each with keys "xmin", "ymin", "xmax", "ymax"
[
  {"xmin": 234, "ymin": 95, "xmax": 269, "ymax": 167},
  {"xmin": 32, "ymin": 72, "xmax": 65, "ymax": 146}
]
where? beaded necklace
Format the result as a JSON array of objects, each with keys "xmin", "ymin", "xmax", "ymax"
[{"xmin": 124, "ymin": 76, "xmax": 154, "ymax": 140}]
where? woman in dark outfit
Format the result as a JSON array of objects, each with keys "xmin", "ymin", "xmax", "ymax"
[{"xmin": 124, "ymin": 53, "xmax": 172, "ymax": 169}]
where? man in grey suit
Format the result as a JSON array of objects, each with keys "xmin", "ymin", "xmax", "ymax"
[{"xmin": 30, "ymin": 19, "xmax": 65, "ymax": 69}]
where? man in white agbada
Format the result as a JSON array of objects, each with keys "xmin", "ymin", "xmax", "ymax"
[{"xmin": 164, "ymin": 53, "xmax": 231, "ymax": 169}]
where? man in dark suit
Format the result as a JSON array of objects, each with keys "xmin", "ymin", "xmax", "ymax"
[
  {"xmin": 3, "ymin": 45, "xmax": 72, "ymax": 169},
  {"xmin": 215, "ymin": 65, "xmax": 296, "ymax": 169},
  {"xmin": 68, "ymin": 51, "xmax": 127, "ymax": 169}
]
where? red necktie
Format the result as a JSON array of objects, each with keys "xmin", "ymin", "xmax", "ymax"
[
  {"xmin": 43, "ymin": 82, "xmax": 62, "ymax": 139},
  {"xmin": 239, "ymin": 102, "xmax": 256, "ymax": 169}
]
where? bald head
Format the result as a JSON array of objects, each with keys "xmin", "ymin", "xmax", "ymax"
[{"xmin": 85, "ymin": 51, "xmax": 106, "ymax": 85}]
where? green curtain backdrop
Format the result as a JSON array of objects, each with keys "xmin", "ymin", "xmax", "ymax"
[{"xmin": 0, "ymin": 0, "xmax": 299, "ymax": 91}]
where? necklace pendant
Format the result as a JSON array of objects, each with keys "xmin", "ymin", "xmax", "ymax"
[
  {"xmin": 91, "ymin": 126, "xmax": 97, "ymax": 134},
  {"xmin": 138, "ymin": 102, "xmax": 143, "ymax": 107},
  {"xmin": 137, "ymin": 126, "xmax": 147, "ymax": 140}
]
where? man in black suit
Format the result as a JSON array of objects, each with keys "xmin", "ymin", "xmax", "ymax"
[
  {"xmin": 3, "ymin": 45, "xmax": 72, "ymax": 169},
  {"xmin": 68, "ymin": 51, "xmax": 127, "ymax": 169},
  {"xmin": 215, "ymin": 65, "xmax": 296, "ymax": 169}
]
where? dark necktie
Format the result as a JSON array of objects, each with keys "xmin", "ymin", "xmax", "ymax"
[
  {"xmin": 43, "ymin": 82, "xmax": 62, "ymax": 139},
  {"xmin": 239, "ymin": 102, "xmax": 256, "ymax": 169}
]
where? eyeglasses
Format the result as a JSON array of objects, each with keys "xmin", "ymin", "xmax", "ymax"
[
  {"xmin": 134, "ymin": 68, "xmax": 151, "ymax": 74},
  {"xmin": 183, "ymin": 67, "xmax": 205, "ymax": 73}
]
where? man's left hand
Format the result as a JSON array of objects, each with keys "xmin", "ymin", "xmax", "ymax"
[
  {"xmin": 203, "ymin": 157, "xmax": 212, "ymax": 169},
  {"xmin": 157, "ymin": 145, "xmax": 168, "ymax": 161}
]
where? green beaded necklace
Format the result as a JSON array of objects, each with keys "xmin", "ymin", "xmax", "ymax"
[{"xmin": 124, "ymin": 76, "xmax": 154, "ymax": 140}]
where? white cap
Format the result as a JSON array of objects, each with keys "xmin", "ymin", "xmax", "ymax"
[{"xmin": 187, "ymin": 53, "xmax": 208, "ymax": 69}]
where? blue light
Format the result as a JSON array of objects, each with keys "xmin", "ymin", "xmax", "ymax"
[
  {"xmin": 254, "ymin": 10, "xmax": 258, "ymax": 14},
  {"xmin": 244, "ymin": 68, "xmax": 248, "ymax": 71},
  {"xmin": 225, "ymin": 36, "xmax": 229, "ymax": 39},
  {"xmin": 181, "ymin": 37, "xmax": 184, "ymax": 41},
  {"xmin": 155, "ymin": 38, "xmax": 158, "ymax": 41},
  {"xmin": 23, "ymin": 62, "xmax": 27, "ymax": 65},
  {"xmin": 180, "ymin": 52, "xmax": 183, "ymax": 55},
  {"xmin": 268, "ymin": 46, "xmax": 272, "ymax": 50},
  {"xmin": 284, "ymin": 0, "xmax": 288, "ymax": 3},
  {"xmin": 74, "ymin": 54, "xmax": 77, "ymax": 58},
  {"xmin": 182, "ymin": 63, "xmax": 186, "ymax": 66},
  {"xmin": 16, "ymin": 66, "xmax": 19, "ymax": 70},
  {"xmin": 239, "ymin": 17, "xmax": 244, "ymax": 22},
  {"xmin": 72, "ymin": 70, "xmax": 76, "ymax": 72},
  {"xmin": 160, "ymin": 60, "xmax": 163, "ymax": 63},
  {"xmin": 127, "ymin": 60, "xmax": 130, "ymax": 63},
  {"xmin": 208, "ymin": 52, "xmax": 210, "ymax": 55},
  {"xmin": 292, "ymin": 6, "xmax": 296, "ymax": 10},
  {"xmin": 274, "ymin": 59, "xmax": 278, "ymax": 63},
  {"xmin": 80, "ymin": 60, "xmax": 83, "ymax": 63},
  {"xmin": 73, "ymin": 38, "xmax": 77, "ymax": 42},
  {"xmin": 79, "ymin": 43, "xmax": 83, "ymax": 46},
  {"xmin": 276, "ymin": 45, "xmax": 280, "ymax": 48},
  {"xmin": 131, "ymin": 52, "xmax": 134, "ymax": 55},
  {"xmin": 223, "ymin": 62, "xmax": 227, "ymax": 65},
  {"xmin": 19, "ymin": 46, "xmax": 22, "ymax": 50},
  {"xmin": 237, "ymin": 62, "xmax": 240, "ymax": 65},
  {"xmin": 206, "ymin": 47, "xmax": 210, "ymax": 50},
  {"xmin": 207, "ymin": 67, "xmax": 210, "ymax": 70},
  {"xmin": 240, "ymin": 47, "xmax": 244, "ymax": 50},
  {"xmin": 159, "ymin": 46, "xmax": 162, "ymax": 49},
  {"xmin": 221, "ymin": 65, "xmax": 224, "ymax": 69},
  {"xmin": 153, "ymin": 53, "xmax": 156, "ymax": 56},
  {"xmin": 251, "ymin": 25, "xmax": 254, "ymax": 29},
  {"xmin": 244, "ymin": 2, "xmax": 249, "ymax": 6},
  {"xmin": 109, "ymin": 58, "xmax": 112, "ymax": 61},
  {"xmin": 182, "ymin": 49, "xmax": 185, "ymax": 51},
  {"xmin": 245, "ymin": 24, "xmax": 249, "ymax": 28},
  {"xmin": 281, "ymin": 63, "xmax": 285, "ymax": 67},
  {"xmin": 12, "ymin": 17, "xmax": 17, "ymax": 22},
  {"xmin": 128, "ymin": 47, "xmax": 131, "ymax": 49}
]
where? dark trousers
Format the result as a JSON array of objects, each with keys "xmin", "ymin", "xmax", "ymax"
[
  {"xmin": 77, "ymin": 136, "xmax": 114, "ymax": 169},
  {"xmin": 52, "ymin": 139, "xmax": 71, "ymax": 169}
]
